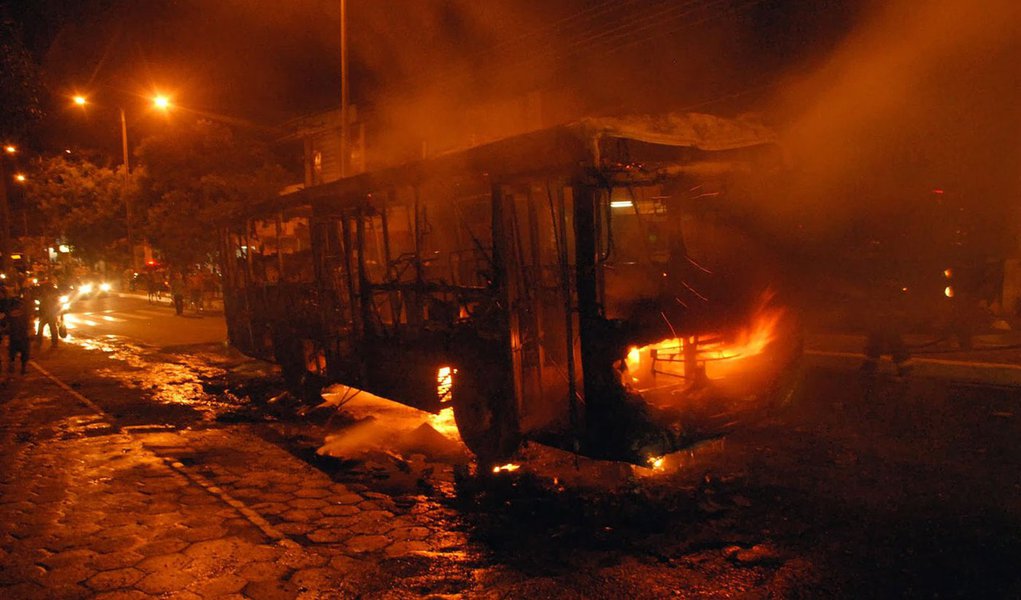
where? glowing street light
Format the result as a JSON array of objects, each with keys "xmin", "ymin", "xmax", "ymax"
[
  {"xmin": 13, "ymin": 173, "xmax": 26, "ymax": 183},
  {"xmin": 3, "ymin": 145, "xmax": 15, "ymax": 155},
  {"xmin": 71, "ymin": 91, "xmax": 171, "ymax": 269}
]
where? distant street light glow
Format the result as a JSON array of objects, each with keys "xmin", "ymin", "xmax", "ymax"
[
  {"xmin": 3, "ymin": 145, "xmax": 15, "ymax": 154},
  {"xmin": 73, "ymin": 95, "xmax": 87, "ymax": 106},
  {"xmin": 153, "ymin": 95, "xmax": 171, "ymax": 110},
  {"xmin": 14, "ymin": 173, "xmax": 26, "ymax": 183}
]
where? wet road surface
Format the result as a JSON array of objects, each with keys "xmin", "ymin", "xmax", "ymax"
[{"xmin": 1, "ymin": 294, "xmax": 1020, "ymax": 597}]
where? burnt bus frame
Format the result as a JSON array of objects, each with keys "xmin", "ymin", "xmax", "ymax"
[{"xmin": 220, "ymin": 124, "xmax": 775, "ymax": 461}]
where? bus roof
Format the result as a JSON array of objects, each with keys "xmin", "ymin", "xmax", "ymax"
[{"xmin": 249, "ymin": 112, "xmax": 776, "ymax": 217}]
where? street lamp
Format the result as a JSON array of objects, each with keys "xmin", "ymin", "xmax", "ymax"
[
  {"xmin": 3, "ymin": 145, "xmax": 15, "ymax": 155},
  {"xmin": 73, "ymin": 93, "xmax": 170, "ymax": 269},
  {"xmin": 13, "ymin": 173, "xmax": 26, "ymax": 183}
]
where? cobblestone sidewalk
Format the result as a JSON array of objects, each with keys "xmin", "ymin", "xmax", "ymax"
[{"xmin": 0, "ymin": 366, "xmax": 474, "ymax": 599}]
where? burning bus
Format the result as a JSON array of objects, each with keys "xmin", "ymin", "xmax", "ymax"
[{"xmin": 220, "ymin": 113, "xmax": 801, "ymax": 466}]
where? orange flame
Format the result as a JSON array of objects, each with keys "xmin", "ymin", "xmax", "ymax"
[
  {"xmin": 436, "ymin": 366, "xmax": 455, "ymax": 402},
  {"xmin": 492, "ymin": 463, "xmax": 520, "ymax": 474},
  {"xmin": 625, "ymin": 298, "xmax": 784, "ymax": 382},
  {"xmin": 627, "ymin": 346, "xmax": 641, "ymax": 366}
]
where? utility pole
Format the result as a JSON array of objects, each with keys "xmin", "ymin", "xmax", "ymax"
[
  {"xmin": 121, "ymin": 107, "xmax": 137, "ymax": 270},
  {"xmin": 340, "ymin": 0, "xmax": 349, "ymax": 178},
  {"xmin": 0, "ymin": 158, "xmax": 9, "ymax": 273}
]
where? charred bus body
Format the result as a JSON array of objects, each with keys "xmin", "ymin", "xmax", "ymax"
[{"xmin": 221, "ymin": 114, "xmax": 801, "ymax": 466}]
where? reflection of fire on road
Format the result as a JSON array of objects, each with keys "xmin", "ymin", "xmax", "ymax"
[
  {"xmin": 318, "ymin": 386, "xmax": 469, "ymax": 462},
  {"xmin": 428, "ymin": 406, "xmax": 461, "ymax": 442}
]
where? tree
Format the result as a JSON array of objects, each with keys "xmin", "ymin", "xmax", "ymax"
[
  {"xmin": 0, "ymin": 17, "xmax": 42, "ymax": 140},
  {"xmin": 136, "ymin": 119, "xmax": 287, "ymax": 266},
  {"xmin": 0, "ymin": 16, "xmax": 43, "ymax": 270},
  {"xmin": 24, "ymin": 155, "xmax": 133, "ymax": 264}
]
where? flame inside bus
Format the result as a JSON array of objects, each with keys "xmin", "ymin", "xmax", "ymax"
[
  {"xmin": 624, "ymin": 300, "xmax": 785, "ymax": 385},
  {"xmin": 436, "ymin": 366, "xmax": 455, "ymax": 402}
]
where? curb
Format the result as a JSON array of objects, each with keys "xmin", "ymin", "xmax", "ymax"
[
  {"xmin": 806, "ymin": 350, "xmax": 1021, "ymax": 387},
  {"xmin": 116, "ymin": 291, "xmax": 225, "ymax": 312}
]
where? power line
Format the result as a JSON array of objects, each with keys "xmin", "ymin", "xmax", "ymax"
[
  {"xmin": 407, "ymin": 0, "xmax": 733, "ymax": 93},
  {"xmin": 402, "ymin": 0, "xmax": 673, "ymax": 90},
  {"xmin": 675, "ymin": 78, "xmax": 780, "ymax": 113},
  {"xmin": 604, "ymin": 0, "xmax": 765, "ymax": 58},
  {"xmin": 481, "ymin": 0, "xmax": 729, "ymax": 87},
  {"xmin": 384, "ymin": 0, "xmax": 774, "ymax": 123},
  {"xmin": 470, "ymin": 0, "xmax": 640, "ymax": 61},
  {"xmin": 555, "ymin": 0, "xmax": 707, "ymax": 57},
  {"xmin": 509, "ymin": 0, "xmax": 767, "ymax": 102}
]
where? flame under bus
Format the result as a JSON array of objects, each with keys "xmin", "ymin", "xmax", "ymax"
[{"xmin": 219, "ymin": 113, "xmax": 801, "ymax": 466}]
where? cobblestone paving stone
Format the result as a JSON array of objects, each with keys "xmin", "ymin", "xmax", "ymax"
[
  {"xmin": 137, "ymin": 427, "xmax": 466, "ymax": 559},
  {"xmin": 0, "ymin": 366, "xmax": 475, "ymax": 598}
]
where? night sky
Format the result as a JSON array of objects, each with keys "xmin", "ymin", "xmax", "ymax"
[
  {"xmin": 4, "ymin": 0, "xmax": 861, "ymax": 155},
  {"xmin": 4, "ymin": 0, "xmax": 1017, "ymax": 250}
]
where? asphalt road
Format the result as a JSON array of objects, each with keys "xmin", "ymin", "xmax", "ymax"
[
  {"xmin": 2, "ymin": 293, "xmax": 1019, "ymax": 598},
  {"xmin": 64, "ymin": 292, "xmax": 228, "ymax": 348}
]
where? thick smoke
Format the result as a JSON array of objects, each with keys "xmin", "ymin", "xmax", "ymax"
[
  {"xmin": 767, "ymin": 0, "xmax": 1020, "ymax": 254},
  {"xmin": 39, "ymin": 0, "xmax": 1018, "ymax": 217}
]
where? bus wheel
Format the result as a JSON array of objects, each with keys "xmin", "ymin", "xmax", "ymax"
[{"xmin": 451, "ymin": 361, "xmax": 521, "ymax": 466}]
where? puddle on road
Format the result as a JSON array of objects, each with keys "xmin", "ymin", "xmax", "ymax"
[
  {"xmin": 56, "ymin": 414, "xmax": 117, "ymax": 439},
  {"xmin": 67, "ymin": 329, "xmax": 251, "ymax": 421}
]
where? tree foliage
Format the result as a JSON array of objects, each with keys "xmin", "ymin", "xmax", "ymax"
[
  {"xmin": 0, "ymin": 17, "xmax": 43, "ymax": 140},
  {"xmin": 24, "ymin": 155, "xmax": 133, "ymax": 263},
  {"xmin": 136, "ymin": 119, "xmax": 287, "ymax": 266}
]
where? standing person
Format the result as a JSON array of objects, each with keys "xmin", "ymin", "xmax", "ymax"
[
  {"xmin": 170, "ymin": 272, "xmax": 186, "ymax": 316},
  {"xmin": 860, "ymin": 241, "xmax": 912, "ymax": 376},
  {"xmin": 35, "ymin": 279, "xmax": 61, "ymax": 348},
  {"xmin": 203, "ymin": 270, "xmax": 220, "ymax": 310},
  {"xmin": 187, "ymin": 270, "xmax": 204, "ymax": 313},
  {"xmin": 6, "ymin": 297, "xmax": 31, "ymax": 374},
  {"xmin": 145, "ymin": 271, "xmax": 158, "ymax": 304},
  {"xmin": 0, "ymin": 283, "xmax": 10, "ymax": 373}
]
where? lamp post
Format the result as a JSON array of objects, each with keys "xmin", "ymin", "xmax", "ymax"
[
  {"xmin": 73, "ymin": 94, "xmax": 171, "ymax": 270},
  {"xmin": 340, "ymin": 0, "xmax": 349, "ymax": 178},
  {"xmin": 119, "ymin": 106, "xmax": 135, "ymax": 269},
  {"xmin": 0, "ymin": 144, "xmax": 19, "ymax": 272}
]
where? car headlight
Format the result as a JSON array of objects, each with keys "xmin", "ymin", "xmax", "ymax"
[
  {"xmin": 99, "ymin": 282, "xmax": 111, "ymax": 292},
  {"xmin": 79, "ymin": 283, "xmax": 94, "ymax": 294}
]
